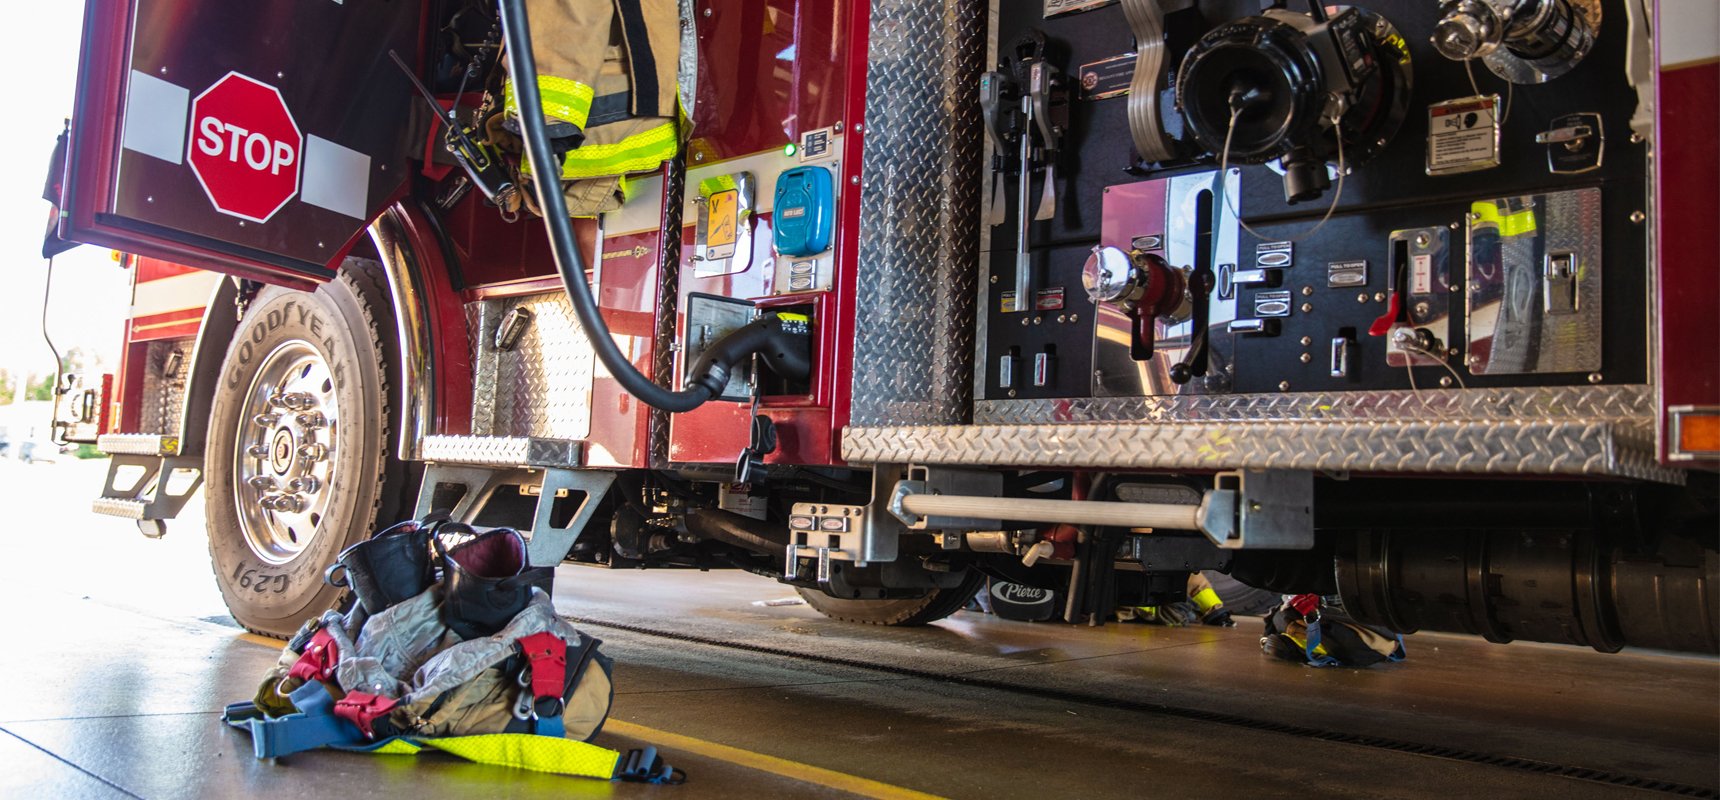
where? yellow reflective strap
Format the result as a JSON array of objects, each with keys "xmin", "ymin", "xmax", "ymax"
[
  {"xmin": 1191, "ymin": 587, "xmax": 1224, "ymax": 615},
  {"xmin": 559, "ymin": 122, "xmax": 680, "ymax": 180},
  {"xmin": 412, "ymin": 734, "xmax": 621, "ymax": 779},
  {"xmin": 776, "ymin": 312, "xmax": 811, "ymax": 324},
  {"xmin": 1468, "ymin": 200, "xmax": 1537, "ymax": 238},
  {"xmin": 367, "ymin": 739, "xmax": 424, "ymax": 756},
  {"xmin": 504, "ymin": 76, "xmax": 596, "ymax": 129}
]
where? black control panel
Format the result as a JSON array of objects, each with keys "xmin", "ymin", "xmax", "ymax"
[{"xmin": 982, "ymin": 0, "xmax": 1647, "ymax": 401}]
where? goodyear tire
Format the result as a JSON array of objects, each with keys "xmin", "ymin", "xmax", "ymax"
[
  {"xmin": 795, "ymin": 571, "xmax": 987, "ymax": 626},
  {"xmin": 204, "ymin": 262, "xmax": 408, "ymax": 638}
]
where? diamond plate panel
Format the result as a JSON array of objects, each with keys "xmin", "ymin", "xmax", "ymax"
[
  {"xmin": 97, "ymin": 434, "xmax": 178, "ymax": 456},
  {"xmin": 420, "ymin": 435, "xmax": 582, "ymax": 468},
  {"xmin": 974, "ymin": 386, "xmax": 1654, "ymax": 424},
  {"xmin": 848, "ymin": 0, "xmax": 986, "ymax": 426},
  {"xmin": 843, "ymin": 418, "xmax": 1682, "ymax": 483},
  {"xmin": 135, "ymin": 338, "xmax": 191, "ymax": 435},
  {"xmin": 467, "ymin": 293, "xmax": 594, "ymax": 440}
]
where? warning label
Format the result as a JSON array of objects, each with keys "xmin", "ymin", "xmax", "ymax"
[{"xmin": 1427, "ymin": 96, "xmax": 1499, "ymax": 176}]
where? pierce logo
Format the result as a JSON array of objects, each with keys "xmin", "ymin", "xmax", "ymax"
[
  {"xmin": 186, "ymin": 71, "xmax": 302, "ymax": 224},
  {"xmin": 991, "ymin": 582, "xmax": 1051, "ymax": 605}
]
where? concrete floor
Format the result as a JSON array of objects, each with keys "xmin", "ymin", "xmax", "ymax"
[{"xmin": 1, "ymin": 458, "xmax": 1715, "ymax": 799}]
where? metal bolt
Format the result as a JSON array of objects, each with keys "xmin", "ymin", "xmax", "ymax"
[
  {"xmin": 850, "ymin": 175, "xmax": 860, "ymax": 185},
  {"xmin": 1249, "ymin": 501, "xmax": 1263, "ymax": 512},
  {"xmin": 1629, "ymin": 132, "xmax": 1644, "ymax": 144},
  {"xmin": 1299, "ymin": 336, "xmax": 1312, "ymax": 346},
  {"xmin": 1414, "ymin": 232, "xmax": 1431, "ymax": 248},
  {"xmin": 146, "ymin": 196, "xmax": 154, "ymax": 203},
  {"xmin": 1299, "ymin": 353, "xmax": 1312, "ymax": 364},
  {"xmin": 1069, "ymin": 313, "xmax": 1079, "ymax": 323},
  {"xmin": 253, "ymin": 413, "xmax": 281, "ymax": 428},
  {"xmin": 693, "ymin": 151, "xmax": 704, "ymax": 162},
  {"xmin": 1357, "ymin": 293, "xmax": 1368, "ymax": 303},
  {"xmin": 1032, "ymin": 316, "xmax": 1042, "ymax": 325},
  {"xmin": 247, "ymin": 444, "xmax": 269, "ymax": 458},
  {"xmin": 1300, "ymin": 286, "xmax": 1313, "ymax": 297},
  {"xmin": 1449, "ymin": 222, "xmax": 1460, "ymax": 230},
  {"xmin": 1448, "ymin": 347, "xmax": 1459, "ymax": 357},
  {"xmin": 989, "ymin": 275, "xmax": 998, "ymax": 284},
  {"xmin": 1587, "ymin": 372, "xmax": 1603, "ymax": 384},
  {"xmin": 1439, "ymin": 376, "xmax": 1454, "ymax": 388},
  {"xmin": 1277, "ymin": 380, "xmax": 1290, "ymax": 391},
  {"xmin": 1414, "ymin": 301, "xmax": 1431, "ymax": 318},
  {"xmin": 295, "ymin": 411, "xmax": 327, "ymax": 429},
  {"xmin": 1057, "ymin": 314, "xmax": 1067, "ymax": 323},
  {"xmin": 1450, "ymin": 283, "xmax": 1461, "ymax": 293},
  {"xmin": 834, "ymin": 122, "xmax": 843, "ymax": 133},
  {"xmin": 1007, "ymin": 389, "xmax": 1017, "ymax": 398},
  {"xmin": 1300, "ymin": 302, "xmax": 1313, "ymax": 313},
  {"xmin": 1020, "ymin": 317, "xmax": 1029, "ymax": 326},
  {"xmin": 1467, "ymin": 355, "xmax": 1483, "ymax": 365},
  {"xmin": 288, "ymin": 476, "xmax": 322, "ymax": 494},
  {"xmin": 1629, "ymin": 210, "xmax": 1646, "ymax": 224},
  {"xmin": 853, "ymin": 123, "xmax": 863, "ymax": 133},
  {"xmin": 248, "ymin": 476, "xmax": 278, "ymax": 491},
  {"xmin": 702, "ymin": 6, "xmax": 711, "ymax": 16},
  {"xmin": 297, "ymin": 443, "xmax": 328, "ymax": 462},
  {"xmin": 1374, "ymin": 292, "xmax": 1387, "ymax": 302},
  {"xmin": 267, "ymin": 494, "xmax": 306, "ymax": 513}
]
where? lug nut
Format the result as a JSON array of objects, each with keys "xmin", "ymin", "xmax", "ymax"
[
  {"xmin": 297, "ymin": 443, "xmax": 328, "ymax": 462},
  {"xmin": 295, "ymin": 411, "xmax": 327, "ymax": 429},
  {"xmin": 247, "ymin": 444, "xmax": 270, "ymax": 458},
  {"xmin": 278, "ymin": 392, "xmax": 314, "ymax": 410},
  {"xmin": 253, "ymin": 413, "xmax": 281, "ymax": 428},
  {"xmin": 262, "ymin": 494, "xmax": 306, "ymax": 513},
  {"xmin": 287, "ymin": 476, "xmax": 322, "ymax": 494},
  {"xmin": 248, "ymin": 476, "xmax": 278, "ymax": 491}
]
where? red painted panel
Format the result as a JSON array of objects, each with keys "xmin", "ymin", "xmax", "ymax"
[
  {"xmin": 133, "ymin": 256, "xmax": 202, "ymax": 283},
  {"xmin": 1656, "ymin": 60, "xmax": 1720, "ymax": 463},
  {"xmin": 128, "ymin": 307, "xmax": 204, "ymax": 341},
  {"xmin": 689, "ymin": 0, "xmax": 847, "ymax": 161}
]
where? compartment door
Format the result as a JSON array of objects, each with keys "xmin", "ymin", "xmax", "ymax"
[{"xmin": 62, "ymin": 0, "xmax": 423, "ymax": 286}]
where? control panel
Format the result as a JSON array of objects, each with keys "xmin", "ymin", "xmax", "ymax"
[{"xmin": 980, "ymin": 0, "xmax": 1646, "ymax": 401}]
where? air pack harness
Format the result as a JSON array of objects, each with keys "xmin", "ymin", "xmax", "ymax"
[{"xmin": 221, "ymin": 518, "xmax": 682, "ymax": 784}]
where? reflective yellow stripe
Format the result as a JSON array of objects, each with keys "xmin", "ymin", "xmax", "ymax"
[
  {"xmin": 505, "ymin": 76, "xmax": 596, "ymax": 129},
  {"xmin": 415, "ymin": 734, "xmax": 620, "ymax": 779},
  {"xmin": 1191, "ymin": 587, "xmax": 1224, "ymax": 615},
  {"xmin": 559, "ymin": 121, "xmax": 679, "ymax": 179},
  {"xmin": 1470, "ymin": 200, "xmax": 1537, "ymax": 238}
]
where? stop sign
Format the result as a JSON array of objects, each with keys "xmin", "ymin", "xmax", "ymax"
[{"xmin": 186, "ymin": 72, "xmax": 303, "ymax": 224}]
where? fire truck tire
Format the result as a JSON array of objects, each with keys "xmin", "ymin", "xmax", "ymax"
[
  {"xmin": 795, "ymin": 571, "xmax": 987, "ymax": 626},
  {"xmin": 203, "ymin": 262, "xmax": 407, "ymax": 639}
]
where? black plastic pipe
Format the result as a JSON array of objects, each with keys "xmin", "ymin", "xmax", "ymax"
[{"xmin": 497, "ymin": 0, "xmax": 713, "ymax": 412}]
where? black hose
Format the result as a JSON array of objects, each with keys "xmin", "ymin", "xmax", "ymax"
[
  {"xmin": 497, "ymin": 0, "xmax": 713, "ymax": 413},
  {"xmin": 683, "ymin": 509, "xmax": 791, "ymax": 556}
]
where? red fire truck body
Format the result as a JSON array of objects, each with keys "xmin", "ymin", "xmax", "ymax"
[{"xmin": 51, "ymin": 0, "xmax": 1719, "ymax": 650}]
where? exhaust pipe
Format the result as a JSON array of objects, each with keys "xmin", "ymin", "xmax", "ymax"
[{"xmin": 1336, "ymin": 530, "xmax": 1719, "ymax": 654}]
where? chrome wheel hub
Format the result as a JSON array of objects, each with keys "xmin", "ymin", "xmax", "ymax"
[{"xmin": 235, "ymin": 341, "xmax": 339, "ymax": 565}]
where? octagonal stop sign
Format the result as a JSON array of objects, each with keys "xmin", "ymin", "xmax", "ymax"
[{"xmin": 187, "ymin": 72, "xmax": 303, "ymax": 224}]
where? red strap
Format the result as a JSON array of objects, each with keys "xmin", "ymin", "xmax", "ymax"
[
  {"xmin": 1288, "ymin": 593, "xmax": 1322, "ymax": 617},
  {"xmin": 286, "ymin": 629, "xmax": 340, "ymax": 684},
  {"xmin": 517, "ymin": 632, "xmax": 567, "ymax": 702},
  {"xmin": 333, "ymin": 691, "xmax": 400, "ymax": 739}
]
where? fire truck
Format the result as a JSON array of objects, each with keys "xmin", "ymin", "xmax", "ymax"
[{"xmin": 50, "ymin": 0, "xmax": 1717, "ymax": 651}]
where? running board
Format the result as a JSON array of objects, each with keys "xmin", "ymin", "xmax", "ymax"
[
  {"xmin": 419, "ymin": 435, "xmax": 582, "ymax": 468},
  {"xmin": 97, "ymin": 433, "xmax": 180, "ymax": 457}
]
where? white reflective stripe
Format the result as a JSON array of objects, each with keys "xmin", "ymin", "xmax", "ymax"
[
  {"xmin": 131, "ymin": 271, "xmax": 221, "ymax": 317},
  {"xmin": 122, "ymin": 70, "xmax": 190, "ymax": 164},
  {"xmin": 1661, "ymin": 0, "xmax": 1720, "ymax": 67},
  {"xmin": 300, "ymin": 135, "xmax": 371, "ymax": 219}
]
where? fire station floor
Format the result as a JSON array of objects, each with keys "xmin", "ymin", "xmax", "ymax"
[{"xmin": 1, "ymin": 459, "xmax": 1716, "ymax": 799}]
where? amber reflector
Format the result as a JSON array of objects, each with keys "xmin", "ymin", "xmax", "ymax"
[{"xmin": 1677, "ymin": 412, "xmax": 1720, "ymax": 455}]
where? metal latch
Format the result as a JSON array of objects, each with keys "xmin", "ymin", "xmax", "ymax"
[
  {"xmin": 1543, "ymin": 251, "xmax": 1579, "ymax": 314},
  {"xmin": 1537, "ymin": 112, "xmax": 1604, "ymax": 174}
]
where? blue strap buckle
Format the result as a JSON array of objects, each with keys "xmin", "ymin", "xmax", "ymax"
[{"xmin": 243, "ymin": 682, "xmax": 366, "ymax": 759}]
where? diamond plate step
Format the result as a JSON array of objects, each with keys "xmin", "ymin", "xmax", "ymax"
[
  {"xmin": 419, "ymin": 435, "xmax": 582, "ymax": 468},
  {"xmin": 97, "ymin": 434, "xmax": 179, "ymax": 456},
  {"xmin": 91, "ymin": 497, "xmax": 148, "ymax": 520}
]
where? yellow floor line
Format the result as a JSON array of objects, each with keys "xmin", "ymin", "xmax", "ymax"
[
  {"xmin": 231, "ymin": 632, "xmax": 942, "ymax": 798},
  {"xmin": 602, "ymin": 719, "xmax": 947, "ymax": 800},
  {"xmin": 238, "ymin": 632, "xmax": 287, "ymax": 649}
]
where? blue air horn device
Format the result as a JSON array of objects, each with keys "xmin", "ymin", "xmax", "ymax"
[{"xmin": 772, "ymin": 166, "xmax": 834, "ymax": 257}]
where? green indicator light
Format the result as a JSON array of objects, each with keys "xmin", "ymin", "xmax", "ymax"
[{"xmin": 783, "ymin": 142, "xmax": 798, "ymax": 157}]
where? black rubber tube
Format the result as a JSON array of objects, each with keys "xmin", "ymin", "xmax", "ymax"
[
  {"xmin": 498, "ymin": 0, "xmax": 712, "ymax": 413},
  {"xmin": 683, "ymin": 509, "xmax": 791, "ymax": 556}
]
